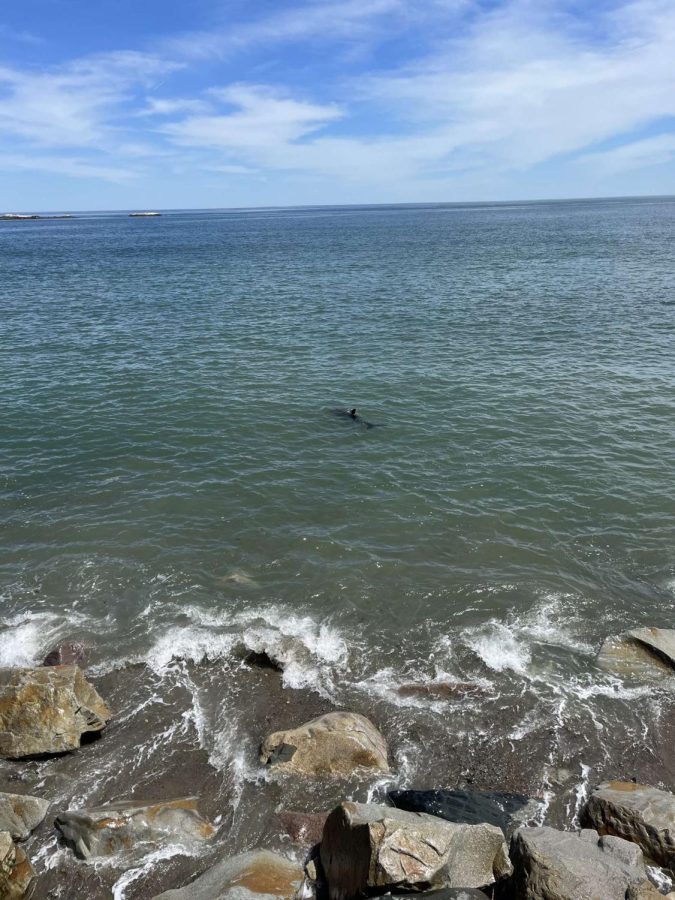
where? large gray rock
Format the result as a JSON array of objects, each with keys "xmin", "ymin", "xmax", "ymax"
[
  {"xmin": 0, "ymin": 831, "xmax": 34, "ymax": 899},
  {"xmin": 55, "ymin": 797, "xmax": 216, "ymax": 860},
  {"xmin": 582, "ymin": 781, "xmax": 675, "ymax": 869},
  {"xmin": 597, "ymin": 628, "xmax": 675, "ymax": 681},
  {"xmin": 319, "ymin": 801, "xmax": 510, "ymax": 900},
  {"xmin": 0, "ymin": 666, "xmax": 110, "ymax": 758},
  {"xmin": 260, "ymin": 712, "xmax": 389, "ymax": 777},
  {"xmin": 0, "ymin": 793, "xmax": 50, "ymax": 841},
  {"xmin": 152, "ymin": 849, "xmax": 304, "ymax": 900},
  {"xmin": 509, "ymin": 825, "xmax": 657, "ymax": 899}
]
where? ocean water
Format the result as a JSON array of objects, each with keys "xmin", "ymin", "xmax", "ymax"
[{"xmin": 1, "ymin": 197, "xmax": 675, "ymax": 896}]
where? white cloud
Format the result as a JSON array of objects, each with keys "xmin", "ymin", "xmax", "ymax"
[
  {"xmin": 577, "ymin": 133, "xmax": 675, "ymax": 173},
  {"xmin": 162, "ymin": 84, "xmax": 342, "ymax": 150},
  {"xmin": 0, "ymin": 152, "xmax": 137, "ymax": 182},
  {"xmin": 0, "ymin": 51, "xmax": 177, "ymax": 147}
]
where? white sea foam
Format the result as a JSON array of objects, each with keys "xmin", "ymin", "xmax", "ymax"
[
  {"xmin": 465, "ymin": 622, "xmax": 531, "ymax": 674},
  {"xmin": 145, "ymin": 604, "xmax": 348, "ymax": 697},
  {"xmin": 0, "ymin": 611, "xmax": 73, "ymax": 667}
]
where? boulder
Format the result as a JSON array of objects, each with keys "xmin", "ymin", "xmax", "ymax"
[
  {"xmin": 0, "ymin": 666, "xmax": 110, "ymax": 758},
  {"xmin": 319, "ymin": 801, "xmax": 510, "ymax": 900},
  {"xmin": 0, "ymin": 831, "xmax": 34, "ymax": 899},
  {"xmin": 509, "ymin": 825, "xmax": 656, "ymax": 899},
  {"xmin": 277, "ymin": 810, "xmax": 329, "ymax": 847},
  {"xmin": 151, "ymin": 849, "xmax": 304, "ymax": 900},
  {"xmin": 0, "ymin": 793, "xmax": 50, "ymax": 841},
  {"xmin": 582, "ymin": 781, "xmax": 675, "ymax": 869},
  {"xmin": 55, "ymin": 797, "xmax": 215, "ymax": 860},
  {"xmin": 260, "ymin": 712, "xmax": 389, "ymax": 777},
  {"xmin": 389, "ymin": 788, "xmax": 538, "ymax": 834},
  {"xmin": 597, "ymin": 628, "xmax": 675, "ymax": 681},
  {"xmin": 43, "ymin": 641, "xmax": 86, "ymax": 667}
]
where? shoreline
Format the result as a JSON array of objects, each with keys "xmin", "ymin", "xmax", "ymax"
[{"xmin": 1, "ymin": 619, "xmax": 674, "ymax": 898}]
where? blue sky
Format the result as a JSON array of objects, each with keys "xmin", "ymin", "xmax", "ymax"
[{"xmin": 1, "ymin": 0, "xmax": 674, "ymax": 209}]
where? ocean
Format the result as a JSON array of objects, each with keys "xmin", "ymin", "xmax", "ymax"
[{"xmin": 1, "ymin": 197, "xmax": 674, "ymax": 897}]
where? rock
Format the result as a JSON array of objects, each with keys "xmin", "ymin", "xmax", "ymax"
[
  {"xmin": 151, "ymin": 849, "xmax": 304, "ymax": 899},
  {"xmin": 277, "ymin": 810, "xmax": 328, "ymax": 846},
  {"xmin": 0, "ymin": 666, "xmax": 110, "ymax": 758},
  {"xmin": 319, "ymin": 801, "xmax": 510, "ymax": 899},
  {"xmin": 245, "ymin": 650, "xmax": 284, "ymax": 673},
  {"xmin": 626, "ymin": 883, "xmax": 668, "ymax": 899},
  {"xmin": 509, "ymin": 825, "xmax": 656, "ymax": 899},
  {"xmin": 55, "ymin": 797, "xmax": 216, "ymax": 860},
  {"xmin": 389, "ymin": 788, "xmax": 538, "ymax": 834},
  {"xmin": 43, "ymin": 641, "xmax": 87, "ymax": 667},
  {"xmin": 0, "ymin": 831, "xmax": 34, "ymax": 898},
  {"xmin": 0, "ymin": 793, "xmax": 50, "ymax": 841},
  {"xmin": 260, "ymin": 712, "xmax": 389, "ymax": 777},
  {"xmin": 582, "ymin": 781, "xmax": 675, "ymax": 869},
  {"xmin": 597, "ymin": 628, "xmax": 675, "ymax": 681}
]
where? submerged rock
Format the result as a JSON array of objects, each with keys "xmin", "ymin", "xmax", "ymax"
[
  {"xmin": 389, "ymin": 788, "xmax": 537, "ymax": 834},
  {"xmin": 277, "ymin": 810, "xmax": 329, "ymax": 847},
  {"xmin": 0, "ymin": 666, "xmax": 110, "ymax": 758},
  {"xmin": 396, "ymin": 682, "xmax": 488, "ymax": 700},
  {"xmin": 597, "ymin": 627, "xmax": 675, "ymax": 681},
  {"xmin": 582, "ymin": 781, "xmax": 675, "ymax": 869},
  {"xmin": 55, "ymin": 797, "xmax": 216, "ymax": 860},
  {"xmin": 244, "ymin": 650, "xmax": 284, "ymax": 673},
  {"xmin": 0, "ymin": 793, "xmax": 50, "ymax": 841},
  {"xmin": 319, "ymin": 801, "xmax": 510, "ymax": 900},
  {"xmin": 509, "ymin": 825, "xmax": 656, "ymax": 899},
  {"xmin": 43, "ymin": 641, "xmax": 87, "ymax": 667},
  {"xmin": 0, "ymin": 831, "xmax": 34, "ymax": 898},
  {"xmin": 152, "ymin": 849, "xmax": 304, "ymax": 899},
  {"xmin": 260, "ymin": 712, "xmax": 389, "ymax": 777}
]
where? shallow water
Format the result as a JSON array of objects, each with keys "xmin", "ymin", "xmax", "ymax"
[{"xmin": 1, "ymin": 197, "xmax": 675, "ymax": 896}]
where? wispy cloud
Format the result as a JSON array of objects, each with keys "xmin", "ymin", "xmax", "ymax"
[
  {"xmin": 577, "ymin": 133, "xmax": 675, "ymax": 174},
  {"xmin": 162, "ymin": 84, "xmax": 342, "ymax": 150},
  {"xmin": 0, "ymin": 51, "xmax": 177, "ymax": 147},
  {"xmin": 1, "ymin": 0, "xmax": 674, "ymax": 201}
]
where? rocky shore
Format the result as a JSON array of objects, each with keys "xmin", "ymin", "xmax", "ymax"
[{"xmin": 0, "ymin": 626, "xmax": 674, "ymax": 898}]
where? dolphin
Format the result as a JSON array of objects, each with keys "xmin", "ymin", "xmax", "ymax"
[{"xmin": 331, "ymin": 407, "xmax": 380, "ymax": 429}]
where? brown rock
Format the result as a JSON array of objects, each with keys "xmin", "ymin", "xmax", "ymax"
[
  {"xmin": 260, "ymin": 712, "xmax": 389, "ymax": 777},
  {"xmin": 277, "ymin": 810, "xmax": 328, "ymax": 847},
  {"xmin": 0, "ymin": 831, "xmax": 34, "ymax": 899},
  {"xmin": 43, "ymin": 641, "xmax": 87, "ymax": 667},
  {"xmin": 151, "ymin": 849, "xmax": 304, "ymax": 899},
  {"xmin": 0, "ymin": 793, "xmax": 50, "ymax": 841},
  {"xmin": 0, "ymin": 666, "xmax": 110, "ymax": 758},
  {"xmin": 55, "ymin": 797, "xmax": 216, "ymax": 860}
]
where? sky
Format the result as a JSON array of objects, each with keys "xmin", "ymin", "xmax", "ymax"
[{"xmin": 1, "ymin": 0, "xmax": 674, "ymax": 210}]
